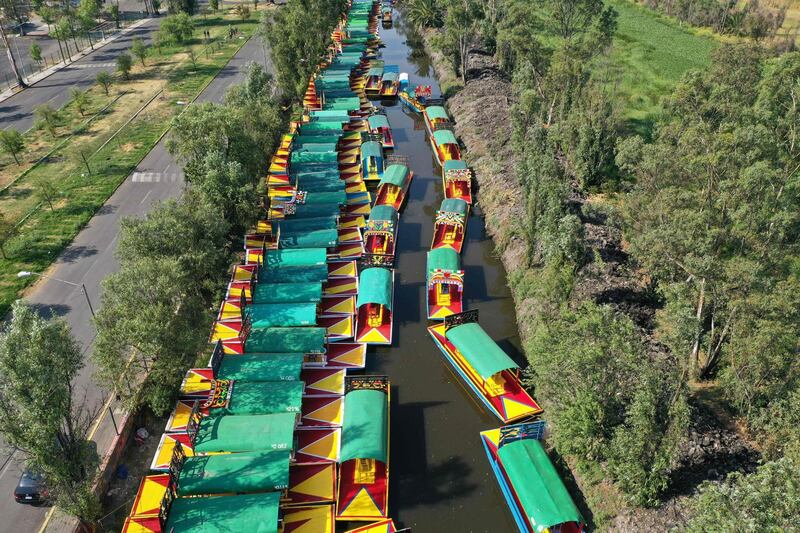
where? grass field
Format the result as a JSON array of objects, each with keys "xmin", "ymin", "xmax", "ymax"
[
  {"xmin": 0, "ymin": 10, "xmax": 263, "ymax": 315},
  {"xmin": 598, "ymin": 0, "xmax": 718, "ymax": 132}
]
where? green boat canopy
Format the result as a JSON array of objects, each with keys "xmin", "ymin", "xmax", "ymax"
[
  {"xmin": 368, "ymin": 204, "xmax": 398, "ymax": 224},
  {"xmin": 264, "ymin": 248, "xmax": 327, "ymax": 268},
  {"xmin": 324, "ymin": 97, "xmax": 362, "ymax": 112},
  {"xmin": 222, "ymin": 381, "xmax": 304, "ymax": 415},
  {"xmin": 245, "ymin": 302, "xmax": 318, "ymax": 329},
  {"xmin": 305, "ymin": 190, "xmax": 347, "ymax": 205},
  {"xmin": 498, "ymin": 438, "xmax": 583, "ymax": 530},
  {"xmin": 357, "ymin": 267, "xmax": 393, "ymax": 310},
  {"xmin": 279, "ymin": 228, "xmax": 338, "ymax": 249},
  {"xmin": 361, "ymin": 141, "xmax": 382, "ymax": 159},
  {"xmin": 433, "ymin": 129, "xmax": 458, "ymax": 146},
  {"xmin": 216, "ymin": 353, "xmax": 304, "ymax": 382},
  {"xmin": 445, "ymin": 322, "xmax": 519, "ymax": 379},
  {"xmin": 310, "ymin": 110, "xmax": 352, "ymax": 121},
  {"xmin": 259, "ymin": 264, "xmax": 329, "ymax": 284},
  {"xmin": 440, "ymin": 197, "xmax": 469, "ymax": 215},
  {"xmin": 292, "ymin": 141, "xmax": 338, "ymax": 154},
  {"xmin": 290, "ymin": 202, "xmax": 343, "ymax": 218},
  {"xmin": 379, "ymin": 164, "xmax": 409, "ymax": 188},
  {"xmin": 300, "ymin": 121, "xmax": 345, "ymax": 132},
  {"xmin": 291, "ymin": 150, "xmax": 338, "ymax": 165},
  {"xmin": 177, "ymin": 450, "xmax": 291, "ymax": 496},
  {"xmin": 193, "ymin": 412, "xmax": 296, "ymax": 453},
  {"xmin": 425, "ymin": 105, "xmax": 449, "ymax": 122},
  {"xmin": 341, "ymin": 389, "xmax": 388, "ymax": 463},
  {"xmin": 443, "ymin": 159, "xmax": 467, "ymax": 172},
  {"xmin": 165, "ymin": 492, "xmax": 279, "ymax": 533},
  {"xmin": 274, "ymin": 217, "xmax": 338, "ymax": 234},
  {"xmin": 381, "ymin": 71, "xmax": 398, "ymax": 82},
  {"xmin": 368, "ymin": 115, "xmax": 389, "ymax": 129},
  {"xmin": 252, "ymin": 282, "xmax": 323, "ymax": 304},
  {"xmin": 428, "ymin": 248, "xmax": 461, "ymax": 273},
  {"xmin": 245, "ymin": 327, "xmax": 326, "ymax": 354},
  {"xmin": 367, "ymin": 67, "xmax": 383, "ymax": 77}
]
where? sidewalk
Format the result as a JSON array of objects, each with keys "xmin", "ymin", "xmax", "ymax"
[{"xmin": 0, "ymin": 17, "xmax": 152, "ymax": 104}]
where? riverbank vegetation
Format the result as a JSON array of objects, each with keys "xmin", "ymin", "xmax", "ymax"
[{"xmin": 408, "ymin": 0, "xmax": 800, "ymax": 527}]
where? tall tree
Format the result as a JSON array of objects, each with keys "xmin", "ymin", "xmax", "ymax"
[
  {"xmin": 116, "ymin": 191, "xmax": 232, "ymax": 299},
  {"xmin": 0, "ymin": 302, "xmax": 101, "ymax": 524},
  {"xmin": 439, "ymin": 0, "xmax": 481, "ymax": 83},
  {"xmin": 93, "ymin": 257, "xmax": 208, "ymax": 414}
]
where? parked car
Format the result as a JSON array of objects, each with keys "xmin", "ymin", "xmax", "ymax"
[{"xmin": 14, "ymin": 469, "xmax": 47, "ymax": 505}]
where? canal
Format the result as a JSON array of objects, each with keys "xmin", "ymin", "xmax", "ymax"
[{"xmin": 363, "ymin": 8, "xmax": 523, "ymax": 533}]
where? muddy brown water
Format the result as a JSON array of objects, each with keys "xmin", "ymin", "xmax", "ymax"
[{"xmin": 354, "ymin": 10, "xmax": 523, "ymax": 533}]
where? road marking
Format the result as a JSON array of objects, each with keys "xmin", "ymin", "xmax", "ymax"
[
  {"xmin": 68, "ymin": 62, "xmax": 116, "ymax": 69},
  {"xmin": 131, "ymin": 171, "xmax": 181, "ymax": 183},
  {"xmin": 140, "ymin": 189, "xmax": 152, "ymax": 205}
]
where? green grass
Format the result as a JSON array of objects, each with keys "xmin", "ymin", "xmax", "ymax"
[
  {"xmin": 0, "ymin": 12, "xmax": 260, "ymax": 315},
  {"xmin": 598, "ymin": 0, "xmax": 718, "ymax": 133}
]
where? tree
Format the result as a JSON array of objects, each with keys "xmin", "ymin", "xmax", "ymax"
[
  {"xmin": 0, "ymin": 301, "xmax": 101, "ymax": 524},
  {"xmin": 439, "ymin": 0, "xmax": 480, "ymax": 83},
  {"xmin": 252, "ymin": 0, "xmax": 258, "ymax": 10},
  {"xmin": 0, "ymin": 129, "xmax": 25, "ymax": 165},
  {"xmin": 405, "ymin": 0, "xmax": 443, "ymax": 30},
  {"xmin": 116, "ymin": 191, "xmax": 232, "ymax": 300},
  {"xmin": 95, "ymin": 70, "xmax": 112, "ymax": 95},
  {"xmin": 166, "ymin": 0, "xmax": 194, "ymax": 15},
  {"xmin": 29, "ymin": 42, "xmax": 42, "ymax": 65},
  {"xmin": 0, "ymin": 212, "xmax": 19, "ymax": 258},
  {"xmin": 260, "ymin": 0, "xmax": 348, "ymax": 101},
  {"xmin": 33, "ymin": 175, "xmax": 58, "ymax": 210},
  {"xmin": 77, "ymin": 0, "xmax": 99, "ymax": 39},
  {"xmin": 131, "ymin": 36, "xmax": 148, "ymax": 66},
  {"xmin": 69, "ymin": 88, "xmax": 90, "ymax": 117},
  {"xmin": 234, "ymin": 4, "xmax": 250, "ymax": 21},
  {"xmin": 209, "ymin": 0, "xmax": 217, "ymax": 11},
  {"xmin": 687, "ymin": 459, "xmax": 800, "ymax": 531},
  {"xmin": 93, "ymin": 257, "xmax": 208, "ymax": 414},
  {"xmin": 524, "ymin": 302, "xmax": 688, "ymax": 503},
  {"xmin": 618, "ymin": 46, "xmax": 800, "ymax": 382},
  {"xmin": 158, "ymin": 12, "xmax": 194, "ymax": 43},
  {"xmin": 0, "ymin": 0, "xmax": 32, "ymax": 35},
  {"xmin": 106, "ymin": 3, "xmax": 120, "ymax": 28},
  {"xmin": 116, "ymin": 51, "xmax": 132, "ymax": 80},
  {"xmin": 52, "ymin": 16, "xmax": 74, "ymax": 61},
  {"xmin": 186, "ymin": 47, "xmax": 197, "ymax": 69},
  {"xmin": 0, "ymin": 7, "xmax": 27, "ymax": 87},
  {"xmin": 33, "ymin": 104, "xmax": 59, "ymax": 136}
]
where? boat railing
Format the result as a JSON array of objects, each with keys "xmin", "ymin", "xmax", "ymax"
[
  {"xmin": 385, "ymin": 154, "xmax": 409, "ymax": 167},
  {"xmin": 433, "ymin": 121, "xmax": 453, "ymax": 131},
  {"xmin": 359, "ymin": 253, "xmax": 394, "ymax": 270},
  {"xmin": 444, "ymin": 309, "xmax": 479, "ymax": 331},
  {"xmin": 362, "ymin": 132, "xmax": 384, "ymax": 143}
]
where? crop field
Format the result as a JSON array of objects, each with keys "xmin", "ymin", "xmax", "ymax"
[{"xmin": 599, "ymin": 0, "xmax": 718, "ymax": 131}]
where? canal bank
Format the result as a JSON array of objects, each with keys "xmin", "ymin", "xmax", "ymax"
[{"xmin": 362, "ymin": 10, "xmax": 521, "ymax": 533}]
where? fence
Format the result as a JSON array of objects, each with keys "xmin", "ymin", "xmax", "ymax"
[{"xmin": 0, "ymin": 13, "xmax": 149, "ymax": 92}]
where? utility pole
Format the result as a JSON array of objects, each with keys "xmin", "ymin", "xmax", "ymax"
[{"xmin": 0, "ymin": 8, "xmax": 28, "ymax": 88}]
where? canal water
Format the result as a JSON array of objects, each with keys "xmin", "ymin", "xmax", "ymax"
[{"xmin": 362, "ymin": 9, "xmax": 523, "ymax": 533}]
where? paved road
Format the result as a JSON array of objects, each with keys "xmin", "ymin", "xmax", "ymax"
[
  {"xmin": 0, "ymin": 16, "xmax": 161, "ymax": 133},
  {"xmin": 0, "ymin": 34, "xmax": 269, "ymax": 533}
]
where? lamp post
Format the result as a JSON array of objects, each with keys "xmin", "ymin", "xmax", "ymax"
[{"xmin": 17, "ymin": 271, "xmax": 96, "ymax": 318}]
